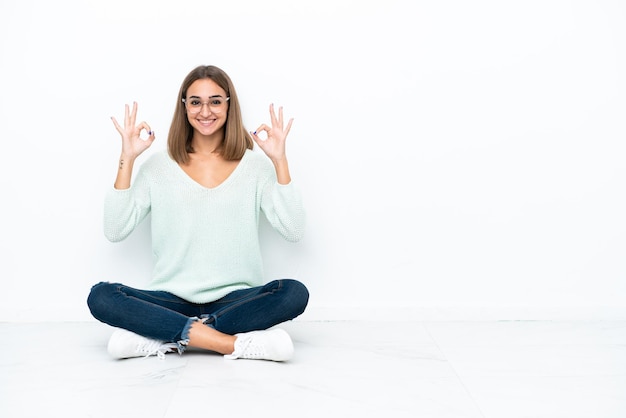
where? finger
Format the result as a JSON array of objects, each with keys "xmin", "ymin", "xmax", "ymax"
[
  {"xmin": 251, "ymin": 132, "xmax": 262, "ymax": 147},
  {"xmin": 145, "ymin": 132, "xmax": 156, "ymax": 145},
  {"xmin": 111, "ymin": 116, "xmax": 123, "ymax": 134},
  {"xmin": 138, "ymin": 121, "xmax": 152, "ymax": 132},
  {"xmin": 249, "ymin": 129, "xmax": 259, "ymax": 141},
  {"xmin": 138, "ymin": 121, "xmax": 153, "ymax": 139},
  {"xmin": 250, "ymin": 129, "xmax": 268, "ymax": 147},
  {"xmin": 283, "ymin": 117, "xmax": 294, "ymax": 138},
  {"xmin": 124, "ymin": 104, "xmax": 130, "ymax": 127},
  {"xmin": 277, "ymin": 105, "xmax": 285, "ymax": 128},
  {"xmin": 254, "ymin": 124, "xmax": 271, "ymax": 136},
  {"xmin": 129, "ymin": 102, "xmax": 138, "ymax": 126},
  {"xmin": 269, "ymin": 103, "xmax": 279, "ymax": 127}
]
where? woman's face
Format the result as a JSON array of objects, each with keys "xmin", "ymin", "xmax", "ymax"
[{"xmin": 184, "ymin": 78, "xmax": 229, "ymax": 138}]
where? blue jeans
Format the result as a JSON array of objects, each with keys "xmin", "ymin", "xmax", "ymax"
[{"xmin": 87, "ymin": 279, "xmax": 309, "ymax": 350}]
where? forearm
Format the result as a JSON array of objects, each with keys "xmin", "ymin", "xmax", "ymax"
[{"xmin": 114, "ymin": 154, "xmax": 137, "ymax": 190}]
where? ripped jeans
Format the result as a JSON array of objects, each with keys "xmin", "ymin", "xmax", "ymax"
[{"xmin": 87, "ymin": 279, "xmax": 309, "ymax": 350}]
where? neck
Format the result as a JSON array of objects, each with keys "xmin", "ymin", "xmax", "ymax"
[{"xmin": 191, "ymin": 133, "xmax": 223, "ymax": 155}]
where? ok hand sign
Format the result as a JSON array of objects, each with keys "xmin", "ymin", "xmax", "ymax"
[
  {"xmin": 251, "ymin": 104, "xmax": 294, "ymax": 163},
  {"xmin": 111, "ymin": 102, "xmax": 156, "ymax": 159}
]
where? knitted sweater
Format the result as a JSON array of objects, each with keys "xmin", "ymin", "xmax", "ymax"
[{"xmin": 103, "ymin": 149, "xmax": 305, "ymax": 303}]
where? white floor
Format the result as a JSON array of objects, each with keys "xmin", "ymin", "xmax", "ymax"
[{"xmin": 1, "ymin": 320, "xmax": 625, "ymax": 418}]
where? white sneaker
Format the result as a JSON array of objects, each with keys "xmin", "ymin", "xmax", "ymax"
[
  {"xmin": 224, "ymin": 328, "xmax": 294, "ymax": 362},
  {"xmin": 107, "ymin": 328, "xmax": 178, "ymax": 360}
]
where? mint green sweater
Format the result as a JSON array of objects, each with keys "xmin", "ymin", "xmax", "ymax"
[{"xmin": 103, "ymin": 149, "xmax": 305, "ymax": 303}]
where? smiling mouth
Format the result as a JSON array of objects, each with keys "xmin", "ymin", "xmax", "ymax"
[{"xmin": 197, "ymin": 118, "xmax": 216, "ymax": 126}]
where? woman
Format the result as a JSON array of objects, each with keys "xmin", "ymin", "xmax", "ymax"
[{"xmin": 87, "ymin": 65, "xmax": 309, "ymax": 362}]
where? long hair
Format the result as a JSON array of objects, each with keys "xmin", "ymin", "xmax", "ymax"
[{"xmin": 167, "ymin": 65, "xmax": 253, "ymax": 164}]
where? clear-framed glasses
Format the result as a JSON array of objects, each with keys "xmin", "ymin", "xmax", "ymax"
[{"xmin": 182, "ymin": 95, "xmax": 230, "ymax": 114}]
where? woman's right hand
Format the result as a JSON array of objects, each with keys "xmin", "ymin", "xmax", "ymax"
[{"xmin": 111, "ymin": 102, "xmax": 155, "ymax": 159}]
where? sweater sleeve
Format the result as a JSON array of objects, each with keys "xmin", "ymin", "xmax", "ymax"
[
  {"xmin": 260, "ymin": 178, "xmax": 306, "ymax": 243},
  {"xmin": 103, "ymin": 163, "xmax": 152, "ymax": 242}
]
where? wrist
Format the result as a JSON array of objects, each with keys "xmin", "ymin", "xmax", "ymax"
[
  {"xmin": 273, "ymin": 158, "xmax": 291, "ymax": 185},
  {"xmin": 271, "ymin": 155, "xmax": 288, "ymax": 167},
  {"xmin": 120, "ymin": 151, "xmax": 139, "ymax": 161}
]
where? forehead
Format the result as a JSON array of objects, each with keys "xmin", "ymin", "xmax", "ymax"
[{"xmin": 186, "ymin": 78, "xmax": 226, "ymax": 97}]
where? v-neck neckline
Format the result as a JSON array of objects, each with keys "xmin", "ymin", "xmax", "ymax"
[{"xmin": 170, "ymin": 150, "xmax": 248, "ymax": 191}]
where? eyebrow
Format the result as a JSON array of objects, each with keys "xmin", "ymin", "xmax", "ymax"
[{"xmin": 188, "ymin": 94, "xmax": 225, "ymax": 99}]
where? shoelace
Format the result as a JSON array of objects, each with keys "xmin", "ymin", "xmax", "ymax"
[
  {"xmin": 224, "ymin": 335, "xmax": 258, "ymax": 359},
  {"xmin": 238, "ymin": 337, "xmax": 266, "ymax": 359},
  {"xmin": 135, "ymin": 340, "xmax": 177, "ymax": 360}
]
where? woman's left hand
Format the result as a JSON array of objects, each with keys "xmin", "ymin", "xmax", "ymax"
[{"xmin": 251, "ymin": 104, "xmax": 294, "ymax": 162}]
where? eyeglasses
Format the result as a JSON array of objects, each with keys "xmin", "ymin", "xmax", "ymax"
[{"xmin": 182, "ymin": 96, "xmax": 230, "ymax": 114}]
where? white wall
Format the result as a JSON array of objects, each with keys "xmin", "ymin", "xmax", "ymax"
[{"xmin": 1, "ymin": 0, "xmax": 625, "ymax": 321}]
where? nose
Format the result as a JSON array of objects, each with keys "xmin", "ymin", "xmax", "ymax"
[{"xmin": 199, "ymin": 103, "xmax": 213, "ymax": 116}]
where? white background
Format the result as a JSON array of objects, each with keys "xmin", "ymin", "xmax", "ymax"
[{"xmin": 1, "ymin": 0, "xmax": 625, "ymax": 321}]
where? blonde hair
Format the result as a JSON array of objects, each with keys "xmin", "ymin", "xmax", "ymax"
[{"xmin": 167, "ymin": 65, "xmax": 253, "ymax": 164}]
